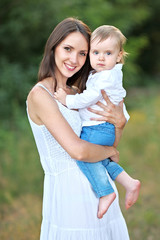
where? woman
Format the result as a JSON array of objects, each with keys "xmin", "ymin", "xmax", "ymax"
[{"xmin": 27, "ymin": 17, "xmax": 129, "ymax": 239}]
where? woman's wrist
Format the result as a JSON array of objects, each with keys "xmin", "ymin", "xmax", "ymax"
[
  {"xmin": 107, "ymin": 146, "xmax": 119, "ymax": 163},
  {"xmin": 104, "ymin": 145, "xmax": 117, "ymax": 157},
  {"xmin": 115, "ymin": 114, "xmax": 126, "ymax": 129}
]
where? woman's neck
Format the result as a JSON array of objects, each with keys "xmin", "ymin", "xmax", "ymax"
[
  {"xmin": 42, "ymin": 76, "xmax": 72, "ymax": 94},
  {"xmin": 54, "ymin": 70, "xmax": 68, "ymax": 90}
]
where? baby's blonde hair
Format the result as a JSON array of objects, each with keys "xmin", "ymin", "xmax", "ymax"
[{"xmin": 91, "ymin": 25, "xmax": 128, "ymax": 64}]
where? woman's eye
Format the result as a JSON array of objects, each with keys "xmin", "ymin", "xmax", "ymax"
[
  {"xmin": 80, "ymin": 52, "xmax": 86, "ymax": 56},
  {"xmin": 64, "ymin": 47, "xmax": 71, "ymax": 51}
]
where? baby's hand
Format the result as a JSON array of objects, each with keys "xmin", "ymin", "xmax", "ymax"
[{"xmin": 54, "ymin": 88, "xmax": 67, "ymax": 105}]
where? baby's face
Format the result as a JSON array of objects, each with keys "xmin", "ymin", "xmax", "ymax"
[{"xmin": 89, "ymin": 37, "xmax": 122, "ymax": 72}]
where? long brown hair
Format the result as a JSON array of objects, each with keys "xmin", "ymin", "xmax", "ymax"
[{"xmin": 38, "ymin": 17, "xmax": 91, "ymax": 92}]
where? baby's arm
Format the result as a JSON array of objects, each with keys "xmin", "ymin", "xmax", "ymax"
[
  {"xmin": 66, "ymin": 72, "xmax": 114, "ymax": 109},
  {"xmin": 54, "ymin": 88, "xmax": 67, "ymax": 106},
  {"xmin": 54, "ymin": 71, "xmax": 118, "ymax": 110},
  {"xmin": 54, "ymin": 85, "xmax": 103, "ymax": 109}
]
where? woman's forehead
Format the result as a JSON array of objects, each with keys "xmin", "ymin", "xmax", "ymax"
[{"xmin": 62, "ymin": 32, "xmax": 88, "ymax": 50}]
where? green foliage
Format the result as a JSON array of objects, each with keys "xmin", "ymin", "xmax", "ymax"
[
  {"xmin": 0, "ymin": 0, "xmax": 59, "ymax": 64},
  {"xmin": 136, "ymin": 0, "xmax": 160, "ymax": 76},
  {"xmin": 0, "ymin": 59, "xmax": 37, "ymax": 119},
  {"xmin": 123, "ymin": 35, "xmax": 149, "ymax": 87}
]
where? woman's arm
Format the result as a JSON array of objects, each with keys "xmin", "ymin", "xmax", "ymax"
[
  {"xmin": 27, "ymin": 87, "xmax": 119, "ymax": 163},
  {"xmin": 113, "ymin": 128, "xmax": 123, "ymax": 148},
  {"xmin": 88, "ymin": 90, "xmax": 126, "ymax": 147}
]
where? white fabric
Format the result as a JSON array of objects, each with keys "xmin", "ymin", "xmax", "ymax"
[
  {"xmin": 26, "ymin": 84, "xmax": 130, "ymax": 240},
  {"xmin": 66, "ymin": 64, "xmax": 130, "ymax": 126}
]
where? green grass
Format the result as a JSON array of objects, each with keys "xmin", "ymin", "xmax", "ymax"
[
  {"xmin": 0, "ymin": 113, "xmax": 43, "ymax": 239},
  {"xmin": 117, "ymin": 86, "xmax": 160, "ymax": 240},
  {"xmin": 0, "ymin": 86, "xmax": 159, "ymax": 239}
]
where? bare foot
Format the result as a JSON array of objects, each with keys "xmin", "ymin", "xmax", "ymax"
[
  {"xmin": 97, "ymin": 192, "xmax": 116, "ymax": 219},
  {"xmin": 125, "ymin": 179, "xmax": 141, "ymax": 209}
]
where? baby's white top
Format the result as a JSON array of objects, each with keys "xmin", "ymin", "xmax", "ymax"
[{"xmin": 66, "ymin": 64, "xmax": 129, "ymax": 126}]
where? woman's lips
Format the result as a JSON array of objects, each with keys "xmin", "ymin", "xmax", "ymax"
[{"xmin": 65, "ymin": 63, "xmax": 76, "ymax": 71}]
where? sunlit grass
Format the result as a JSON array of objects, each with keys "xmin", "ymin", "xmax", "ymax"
[
  {"xmin": 0, "ymin": 115, "xmax": 43, "ymax": 239},
  {"xmin": 0, "ymin": 195, "xmax": 41, "ymax": 240},
  {"xmin": 0, "ymin": 86, "xmax": 159, "ymax": 239}
]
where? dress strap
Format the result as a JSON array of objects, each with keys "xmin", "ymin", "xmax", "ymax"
[{"xmin": 37, "ymin": 83, "xmax": 54, "ymax": 98}]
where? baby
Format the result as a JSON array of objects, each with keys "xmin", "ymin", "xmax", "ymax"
[{"xmin": 54, "ymin": 25, "xmax": 140, "ymax": 219}]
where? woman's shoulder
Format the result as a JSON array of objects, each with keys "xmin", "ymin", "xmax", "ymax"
[
  {"xmin": 28, "ymin": 78, "xmax": 53, "ymax": 97},
  {"xmin": 27, "ymin": 79, "xmax": 59, "ymax": 125},
  {"xmin": 27, "ymin": 80, "xmax": 57, "ymax": 107},
  {"xmin": 27, "ymin": 83, "xmax": 44, "ymax": 102}
]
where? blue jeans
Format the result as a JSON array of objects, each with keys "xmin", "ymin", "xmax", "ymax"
[{"xmin": 77, "ymin": 122, "xmax": 124, "ymax": 198}]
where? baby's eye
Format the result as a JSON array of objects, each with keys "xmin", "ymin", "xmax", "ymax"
[
  {"xmin": 93, "ymin": 51, "xmax": 99, "ymax": 55},
  {"xmin": 64, "ymin": 47, "xmax": 71, "ymax": 52},
  {"xmin": 106, "ymin": 52, "xmax": 111, "ymax": 55}
]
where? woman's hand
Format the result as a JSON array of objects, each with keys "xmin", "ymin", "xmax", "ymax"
[
  {"xmin": 88, "ymin": 90, "xmax": 126, "ymax": 129},
  {"xmin": 108, "ymin": 147, "xmax": 119, "ymax": 163}
]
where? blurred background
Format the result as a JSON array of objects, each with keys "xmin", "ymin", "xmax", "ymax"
[{"xmin": 0, "ymin": 0, "xmax": 159, "ymax": 239}]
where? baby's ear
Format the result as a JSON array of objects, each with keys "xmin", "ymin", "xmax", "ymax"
[{"xmin": 117, "ymin": 51, "xmax": 123, "ymax": 63}]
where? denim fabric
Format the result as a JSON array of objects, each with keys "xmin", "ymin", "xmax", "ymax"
[{"xmin": 77, "ymin": 122, "xmax": 124, "ymax": 197}]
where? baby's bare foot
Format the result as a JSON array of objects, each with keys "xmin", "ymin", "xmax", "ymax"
[
  {"xmin": 97, "ymin": 192, "xmax": 116, "ymax": 219},
  {"xmin": 125, "ymin": 179, "xmax": 141, "ymax": 209}
]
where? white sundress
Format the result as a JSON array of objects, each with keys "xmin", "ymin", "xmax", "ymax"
[{"xmin": 26, "ymin": 83, "xmax": 130, "ymax": 240}]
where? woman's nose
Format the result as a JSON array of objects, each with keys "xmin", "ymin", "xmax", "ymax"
[{"xmin": 70, "ymin": 53, "xmax": 78, "ymax": 64}]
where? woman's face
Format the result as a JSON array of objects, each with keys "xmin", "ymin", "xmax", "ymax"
[{"xmin": 54, "ymin": 32, "xmax": 88, "ymax": 82}]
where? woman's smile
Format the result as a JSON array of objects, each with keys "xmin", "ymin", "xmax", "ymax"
[{"xmin": 64, "ymin": 63, "xmax": 77, "ymax": 71}]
